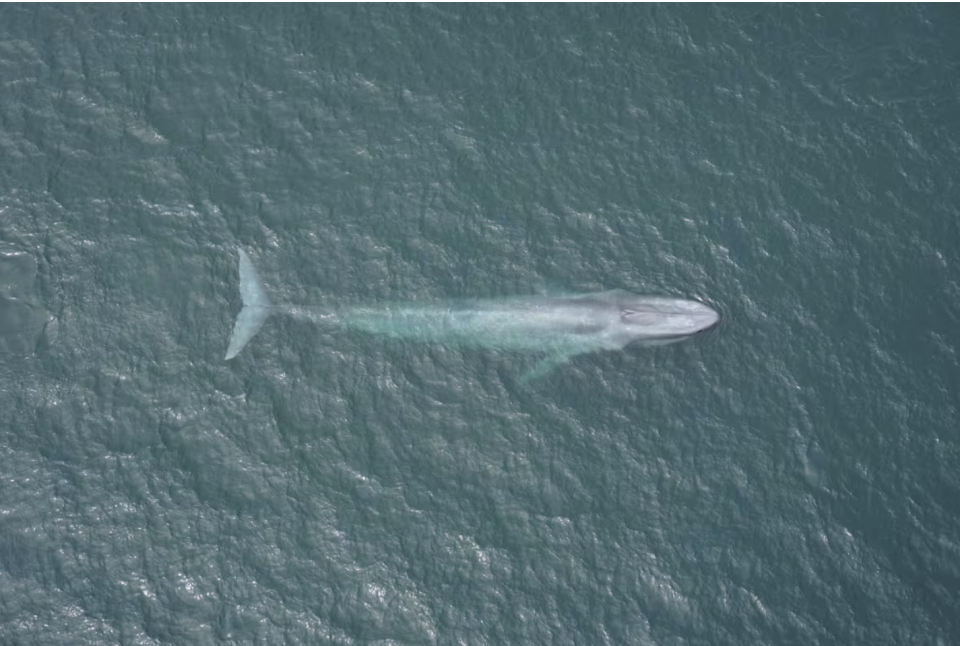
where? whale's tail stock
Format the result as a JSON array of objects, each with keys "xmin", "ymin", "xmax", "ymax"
[{"xmin": 225, "ymin": 247, "xmax": 274, "ymax": 360}]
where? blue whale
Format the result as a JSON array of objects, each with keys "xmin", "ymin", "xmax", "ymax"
[{"xmin": 225, "ymin": 248, "xmax": 720, "ymax": 379}]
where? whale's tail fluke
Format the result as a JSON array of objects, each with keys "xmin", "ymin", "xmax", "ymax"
[{"xmin": 225, "ymin": 247, "xmax": 274, "ymax": 359}]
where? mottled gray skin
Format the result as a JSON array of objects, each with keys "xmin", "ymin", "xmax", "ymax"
[
  {"xmin": 288, "ymin": 291, "xmax": 718, "ymax": 352},
  {"xmin": 226, "ymin": 248, "xmax": 720, "ymax": 377}
]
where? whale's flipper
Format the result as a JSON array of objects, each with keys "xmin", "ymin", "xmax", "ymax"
[
  {"xmin": 225, "ymin": 247, "xmax": 273, "ymax": 360},
  {"xmin": 519, "ymin": 351, "xmax": 577, "ymax": 383}
]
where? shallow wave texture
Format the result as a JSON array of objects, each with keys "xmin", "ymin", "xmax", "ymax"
[{"xmin": 1, "ymin": 4, "xmax": 959, "ymax": 645}]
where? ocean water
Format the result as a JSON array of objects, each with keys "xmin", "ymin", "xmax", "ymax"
[{"xmin": 1, "ymin": 4, "xmax": 959, "ymax": 645}]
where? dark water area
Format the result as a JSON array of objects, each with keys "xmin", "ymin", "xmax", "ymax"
[{"xmin": 1, "ymin": 5, "xmax": 958, "ymax": 645}]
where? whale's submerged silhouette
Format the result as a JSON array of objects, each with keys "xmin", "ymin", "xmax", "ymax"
[{"xmin": 225, "ymin": 248, "xmax": 720, "ymax": 380}]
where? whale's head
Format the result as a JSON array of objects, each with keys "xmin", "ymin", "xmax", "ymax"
[{"xmin": 616, "ymin": 295, "xmax": 720, "ymax": 344}]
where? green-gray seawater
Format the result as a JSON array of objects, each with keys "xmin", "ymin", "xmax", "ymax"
[{"xmin": 1, "ymin": 5, "xmax": 958, "ymax": 645}]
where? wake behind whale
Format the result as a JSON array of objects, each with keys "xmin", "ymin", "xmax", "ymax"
[{"xmin": 225, "ymin": 247, "xmax": 720, "ymax": 379}]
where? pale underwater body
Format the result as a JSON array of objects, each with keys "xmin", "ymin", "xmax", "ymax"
[{"xmin": 225, "ymin": 248, "xmax": 720, "ymax": 380}]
